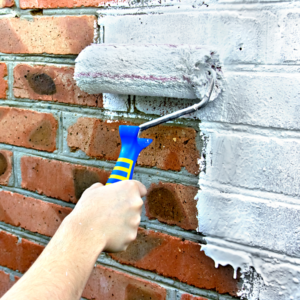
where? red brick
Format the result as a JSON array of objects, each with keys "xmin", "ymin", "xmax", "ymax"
[
  {"xmin": 0, "ymin": 63, "xmax": 8, "ymax": 99},
  {"xmin": 83, "ymin": 264, "xmax": 166, "ymax": 300},
  {"xmin": 0, "ymin": 107, "xmax": 57, "ymax": 152},
  {"xmin": 0, "ymin": 270, "xmax": 19, "ymax": 298},
  {"xmin": 68, "ymin": 118, "xmax": 200, "ymax": 175},
  {"xmin": 14, "ymin": 64, "xmax": 102, "ymax": 107},
  {"xmin": 0, "ymin": 191, "xmax": 72, "ymax": 237},
  {"xmin": 21, "ymin": 156, "xmax": 110, "ymax": 203},
  {"xmin": 0, "ymin": 231, "xmax": 43, "ymax": 273},
  {"xmin": 0, "ymin": 16, "xmax": 95, "ymax": 55},
  {"xmin": 181, "ymin": 294, "xmax": 208, "ymax": 300},
  {"xmin": 20, "ymin": 0, "xmax": 122, "ymax": 8},
  {"xmin": 146, "ymin": 182, "xmax": 198, "ymax": 230},
  {"xmin": 0, "ymin": 150, "xmax": 13, "ymax": 186},
  {"xmin": 110, "ymin": 228, "xmax": 239, "ymax": 296},
  {"xmin": 0, "ymin": 0, "xmax": 14, "ymax": 8}
]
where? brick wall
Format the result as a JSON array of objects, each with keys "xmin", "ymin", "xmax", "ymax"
[{"xmin": 0, "ymin": 1, "xmax": 298, "ymax": 300}]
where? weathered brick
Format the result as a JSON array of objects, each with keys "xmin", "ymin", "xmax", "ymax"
[
  {"xmin": 21, "ymin": 156, "xmax": 110, "ymax": 203},
  {"xmin": 0, "ymin": 191, "xmax": 72, "ymax": 237},
  {"xmin": 0, "ymin": 63, "xmax": 8, "ymax": 99},
  {"xmin": 83, "ymin": 264, "xmax": 166, "ymax": 300},
  {"xmin": 0, "ymin": 270, "xmax": 19, "ymax": 298},
  {"xmin": 20, "ymin": 0, "xmax": 122, "ymax": 8},
  {"xmin": 0, "ymin": 107, "xmax": 57, "ymax": 152},
  {"xmin": 0, "ymin": 231, "xmax": 43, "ymax": 273},
  {"xmin": 0, "ymin": 150, "xmax": 13, "ymax": 186},
  {"xmin": 14, "ymin": 64, "xmax": 103, "ymax": 107},
  {"xmin": 68, "ymin": 118, "xmax": 200, "ymax": 175},
  {"xmin": 0, "ymin": 0, "xmax": 14, "ymax": 8},
  {"xmin": 110, "ymin": 228, "xmax": 239, "ymax": 296},
  {"xmin": 181, "ymin": 294, "xmax": 208, "ymax": 300},
  {"xmin": 0, "ymin": 16, "xmax": 95, "ymax": 55},
  {"xmin": 146, "ymin": 182, "xmax": 198, "ymax": 230}
]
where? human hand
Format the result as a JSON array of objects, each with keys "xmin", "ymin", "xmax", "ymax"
[{"xmin": 67, "ymin": 180, "xmax": 147, "ymax": 253}]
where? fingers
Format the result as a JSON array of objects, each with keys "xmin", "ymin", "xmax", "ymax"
[
  {"xmin": 89, "ymin": 182, "xmax": 103, "ymax": 190},
  {"xmin": 130, "ymin": 180, "xmax": 147, "ymax": 197}
]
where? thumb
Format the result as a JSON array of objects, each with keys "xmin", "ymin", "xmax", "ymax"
[{"xmin": 89, "ymin": 182, "xmax": 104, "ymax": 190}]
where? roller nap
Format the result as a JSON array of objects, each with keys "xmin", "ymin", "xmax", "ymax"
[{"xmin": 74, "ymin": 44, "xmax": 222, "ymax": 100}]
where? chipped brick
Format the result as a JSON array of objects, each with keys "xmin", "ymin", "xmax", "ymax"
[
  {"xmin": 146, "ymin": 182, "xmax": 198, "ymax": 230},
  {"xmin": 0, "ymin": 16, "xmax": 95, "ymax": 55},
  {"xmin": 0, "ymin": 150, "xmax": 13, "ymax": 186},
  {"xmin": 14, "ymin": 64, "xmax": 102, "ymax": 107},
  {"xmin": 181, "ymin": 294, "xmax": 208, "ymax": 300},
  {"xmin": 0, "ymin": 107, "xmax": 57, "ymax": 152},
  {"xmin": 0, "ymin": 0, "xmax": 14, "ymax": 8},
  {"xmin": 0, "ymin": 191, "xmax": 72, "ymax": 237},
  {"xmin": 68, "ymin": 118, "xmax": 200, "ymax": 175},
  {"xmin": 20, "ymin": 0, "xmax": 122, "ymax": 8},
  {"xmin": 21, "ymin": 156, "xmax": 110, "ymax": 203},
  {"xmin": 0, "ymin": 63, "xmax": 8, "ymax": 99},
  {"xmin": 110, "ymin": 228, "xmax": 239, "ymax": 296}
]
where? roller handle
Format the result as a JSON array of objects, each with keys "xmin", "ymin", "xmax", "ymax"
[{"xmin": 106, "ymin": 125, "xmax": 153, "ymax": 185}]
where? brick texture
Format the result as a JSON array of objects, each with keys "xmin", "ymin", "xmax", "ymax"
[
  {"xmin": 0, "ymin": 107, "xmax": 57, "ymax": 152},
  {"xmin": 0, "ymin": 270, "xmax": 19, "ymax": 298},
  {"xmin": 83, "ymin": 265, "xmax": 166, "ymax": 300},
  {"xmin": 0, "ymin": 0, "xmax": 14, "ymax": 8},
  {"xmin": 14, "ymin": 64, "xmax": 103, "ymax": 107},
  {"xmin": 146, "ymin": 182, "xmax": 198, "ymax": 230},
  {"xmin": 20, "ymin": 0, "xmax": 121, "ymax": 8},
  {"xmin": 0, "ymin": 231, "xmax": 43, "ymax": 273},
  {"xmin": 181, "ymin": 294, "xmax": 208, "ymax": 300},
  {"xmin": 68, "ymin": 118, "xmax": 200, "ymax": 175},
  {"xmin": 21, "ymin": 156, "xmax": 110, "ymax": 203},
  {"xmin": 0, "ymin": 150, "xmax": 13, "ymax": 186},
  {"xmin": 0, "ymin": 191, "xmax": 72, "ymax": 237},
  {"xmin": 110, "ymin": 228, "xmax": 239, "ymax": 296},
  {"xmin": 0, "ymin": 63, "xmax": 8, "ymax": 99},
  {"xmin": 0, "ymin": 16, "xmax": 95, "ymax": 55}
]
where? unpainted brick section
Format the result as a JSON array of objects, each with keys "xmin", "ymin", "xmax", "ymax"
[
  {"xmin": 181, "ymin": 294, "xmax": 208, "ymax": 300},
  {"xmin": 0, "ymin": 107, "xmax": 57, "ymax": 152},
  {"xmin": 0, "ymin": 270, "xmax": 19, "ymax": 298},
  {"xmin": 0, "ymin": 150, "xmax": 13, "ymax": 186},
  {"xmin": 14, "ymin": 64, "xmax": 103, "ymax": 107},
  {"xmin": 110, "ymin": 228, "xmax": 239, "ymax": 296},
  {"xmin": 21, "ymin": 156, "xmax": 110, "ymax": 203},
  {"xmin": 0, "ymin": 231, "xmax": 43, "ymax": 273},
  {"xmin": 0, "ymin": 0, "xmax": 14, "ymax": 7},
  {"xmin": 20, "ymin": 0, "xmax": 123, "ymax": 8},
  {"xmin": 146, "ymin": 182, "xmax": 198, "ymax": 230},
  {"xmin": 68, "ymin": 118, "xmax": 200, "ymax": 175},
  {"xmin": 0, "ymin": 16, "xmax": 95, "ymax": 55},
  {"xmin": 0, "ymin": 191, "xmax": 72, "ymax": 237},
  {"xmin": 83, "ymin": 264, "xmax": 166, "ymax": 300},
  {"xmin": 0, "ymin": 63, "xmax": 8, "ymax": 99}
]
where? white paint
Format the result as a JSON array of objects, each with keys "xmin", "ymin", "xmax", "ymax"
[
  {"xmin": 103, "ymin": 93, "xmax": 129, "ymax": 112},
  {"xmin": 75, "ymin": 44, "xmax": 222, "ymax": 100}
]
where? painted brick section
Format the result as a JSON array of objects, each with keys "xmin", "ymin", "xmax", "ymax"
[
  {"xmin": 83, "ymin": 264, "xmax": 166, "ymax": 300},
  {"xmin": 0, "ymin": 63, "xmax": 8, "ymax": 99},
  {"xmin": 20, "ymin": 0, "xmax": 122, "ymax": 8},
  {"xmin": 0, "ymin": 0, "xmax": 14, "ymax": 7},
  {"xmin": 181, "ymin": 294, "xmax": 208, "ymax": 300},
  {"xmin": 0, "ymin": 150, "xmax": 13, "ymax": 186},
  {"xmin": 21, "ymin": 156, "xmax": 110, "ymax": 203},
  {"xmin": 0, "ymin": 191, "xmax": 72, "ymax": 237},
  {"xmin": 0, "ymin": 107, "xmax": 57, "ymax": 152},
  {"xmin": 14, "ymin": 64, "xmax": 103, "ymax": 107},
  {"xmin": 110, "ymin": 228, "xmax": 239, "ymax": 296},
  {"xmin": 0, "ymin": 231, "xmax": 43, "ymax": 273},
  {"xmin": 68, "ymin": 118, "xmax": 200, "ymax": 175},
  {"xmin": 146, "ymin": 182, "xmax": 198, "ymax": 230},
  {"xmin": 0, "ymin": 270, "xmax": 19, "ymax": 297},
  {"xmin": 0, "ymin": 16, "xmax": 95, "ymax": 55}
]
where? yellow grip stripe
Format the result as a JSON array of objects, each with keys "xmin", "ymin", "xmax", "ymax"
[
  {"xmin": 109, "ymin": 174, "xmax": 128, "ymax": 181},
  {"xmin": 114, "ymin": 166, "xmax": 129, "ymax": 173},
  {"xmin": 118, "ymin": 157, "xmax": 133, "ymax": 164}
]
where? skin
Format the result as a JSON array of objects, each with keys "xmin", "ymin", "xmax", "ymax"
[{"xmin": 1, "ymin": 180, "xmax": 147, "ymax": 300}]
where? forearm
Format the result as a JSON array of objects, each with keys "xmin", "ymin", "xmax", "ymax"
[{"xmin": 2, "ymin": 215, "xmax": 105, "ymax": 300}]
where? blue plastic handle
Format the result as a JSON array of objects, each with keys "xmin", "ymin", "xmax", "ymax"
[{"xmin": 106, "ymin": 125, "xmax": 153, "ymax": 185}]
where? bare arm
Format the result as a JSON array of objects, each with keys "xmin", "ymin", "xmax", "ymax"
[{"xmin": 1, "ymin": 180, "xmax": 147, "ymax": 300}]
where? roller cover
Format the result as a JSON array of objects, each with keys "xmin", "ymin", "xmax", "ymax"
[{"xmin": 74, "ymin": 44, "xmax": 222, "ymax": 100}]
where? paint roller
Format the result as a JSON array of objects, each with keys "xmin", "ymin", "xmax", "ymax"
[{"xmin": 74, "ymin": 44, "xmax": 222, "ymax": 184}]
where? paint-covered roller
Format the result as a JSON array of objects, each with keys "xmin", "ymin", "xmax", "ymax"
[{"xmin": 74, "ymin": 44, "xmax": 222, "ymax": 100}]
